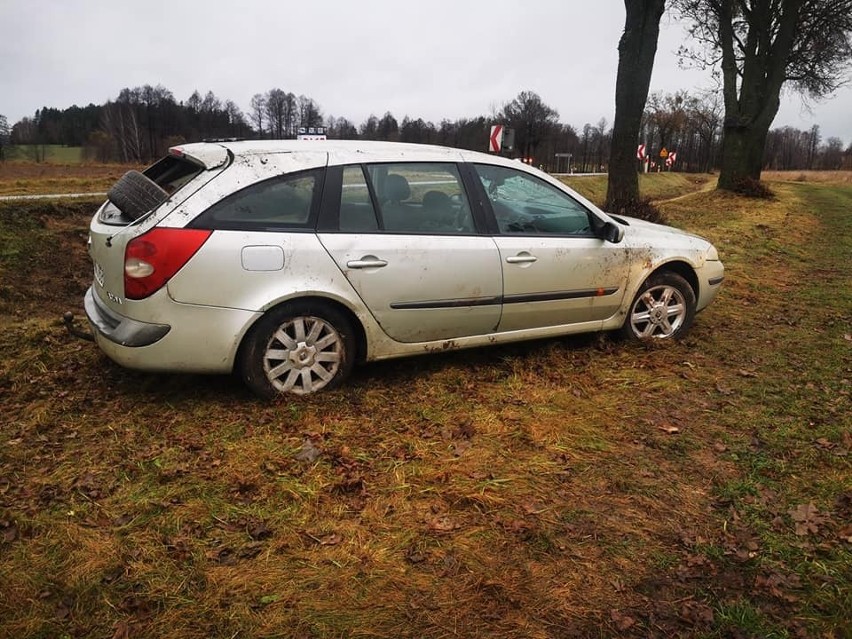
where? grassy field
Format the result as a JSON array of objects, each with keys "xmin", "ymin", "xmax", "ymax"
[
  {"xmin": 0, "ymin": 162, "xmax": 143, "ymax": 197},
  {"xmin": 3, "ymin": 145, "xmax": 85, "ymax": 164},
  {"xmin": 0, "ymin": 178, "xmax": 849, "ymax": 638},
  {"xmin": 560, "ymin": 172, "xmax": 713, "ymax": 207}
]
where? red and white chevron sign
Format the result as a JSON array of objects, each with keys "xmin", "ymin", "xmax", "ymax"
[
  {"xmin": 489, "ymin": 125, "xmax": 504, "ymax": 153},
  {"xmin": 636, "ymin": 144, "xmax": 646, "ymax": 160}
]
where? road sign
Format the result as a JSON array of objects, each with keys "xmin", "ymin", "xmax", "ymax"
[
  {"xmin": 489, "ymin": 125, "xmax": 504, "ymax": 153},
  {"xmin": 637, "ymin": 144, "xmax": 646, "ymax": 160},
  {"xmin": 659, "ymin": 147, "xmax": 669, "ymax": 158}
]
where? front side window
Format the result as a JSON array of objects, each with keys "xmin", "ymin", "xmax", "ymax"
[
  {"xmin": 192, "ymin": 168, "xmax": 323, "ymax": 230},
  {"xmin": 474, "ymin": 164, "xmax": 592, "ymax": 236},
  {"xmin": 362, "ymin": 162, "xmax": 475, "ymax": 234}
]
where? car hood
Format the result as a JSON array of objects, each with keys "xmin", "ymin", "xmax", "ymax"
[{"xmin": 613, "ymin": 214, "xmax": 717, "ymax": 263}]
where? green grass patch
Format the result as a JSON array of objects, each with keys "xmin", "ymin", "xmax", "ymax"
[{"xmin": 3, "ymin": 145, "xmax": 84, "ymax": 163}]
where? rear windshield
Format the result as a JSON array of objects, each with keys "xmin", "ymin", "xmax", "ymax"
[
  {"xmin": 144, "ymin": 155, "xmax": 204, "ymax": 194},
  {"xmin": 98, "ymin": 156, "xmax": 204, "ymax": 226}
]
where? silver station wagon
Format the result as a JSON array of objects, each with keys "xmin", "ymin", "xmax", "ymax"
[{"xmin": 81, "ymin": 140, "xmax": 724, "ymax": 396}]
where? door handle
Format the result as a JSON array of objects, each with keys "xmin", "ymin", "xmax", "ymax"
[
  {"xmin": 506, "ymin": 254, "xmax": 537, "ymax": 264},
  {"xmin": 347, "ymin": 257, "xmax": 388, "ymax": 269}
]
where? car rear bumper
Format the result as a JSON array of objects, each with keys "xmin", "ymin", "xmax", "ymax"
[
  {"xmin": 84, "ymin": 286, "xmax": 171, "ymax": 347},
  {"xmin": 84, "ymin": 286, "xmax": 261, "ymax": 374}
]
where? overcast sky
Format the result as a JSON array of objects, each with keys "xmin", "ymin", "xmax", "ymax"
[{"xmin": 1, "ymin": 0, "xmax": 850, "ymax": 144}]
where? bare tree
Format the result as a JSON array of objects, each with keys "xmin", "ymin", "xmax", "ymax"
[
  {"xmin": 297, "ymin": 95, "xmax": 323, "ymax": 129},
  {"xmin": 376, "ymin": 112, "xmax": 399, "ymax": 141},
  {"xmin": 102, "ymin": 101, "xmax": 144, "ymax": 163},
  {"xmin": 499, "ymin": 90, "xmax": 560, "ymax": 160},
  {"xmin": 606, "ymin": 0, "xmax": 666, "ymax": 213},
  {"xmin": 359, "ymin": 115, "xmax": 379, "ymax": 140},
  {"xmin": 689, "ymin": 92, "xmax": 723, "ymax": 172},
  {"xmin": 224, "ymin": 100, "xmax": 247, "ymax": 137},
  {"xmin": 250, "ymin": 93, "xmax": 266, "ymax": 138},
  {"xmin": 674, "ymin": 0, "xmax": 852, "ymax": 190},
  {"xmin": 265, "ymin": 89, "xmax": 288, "ymax": 139},
  {"xmin": 0, "ymin": 114, "xmax": 9, "ymax": 161}
]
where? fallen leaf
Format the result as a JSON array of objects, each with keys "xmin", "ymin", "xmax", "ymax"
[
  {"xmin": 522, "ymin": 500, "xmax": 547, "ymax": 515},
  {"xmin": 1, "ymin": 520, "xmax": 19, "ymax": 543},
  {"xmin": 111, "ymin": 620, "xmax": 132, "ymax": 639},
  {"xmin": 428, "ymin": 516, "xmax": 459, "ymax": 533},
  {"xmin": 738, "ymin": 369, "xmax": 758, "ymax": 378},
  {"xmin": 788, "ymin": 503, "xmax": 827, "ymax": 536},
  {"xmin": 247, "ymin": 520, "xmax": 273, "ymax": 540},
  {"xmin": 318, "ymin": 533, "xmax": 342, "ymax": 546},
  {"xmin": 679, "ymin": 600, "xmax": 714, "ymax": 625},
  {"xmin": 206, "ymin": 546, "xmax": 235, "ymax": 564},
  {"xmin": 610, "ymin": 609, "xmax": 636, "ymax": 631},
  {"xmin": 452, "ymin": 439, "xmax": 471, "ymax": 456},
  {"xmin": 294, "ymin": 439, "xmax": 321, "ymax": 463},
  {"xmin": 814, "ymin": 438, "xmax": 835, "ymax": 450},
  {"xmin": 237, "ymin": 542, "xmax": 265, "ymax": 559},
  {"xmin": 405, "ymin": 546, "xmax": 427, "ymax": 564},
  {"xmin": 713, "ymin": 442, "xmax": 728, "ymax": 452},
  {"xmin": 658, "ymin": 424, "xmax": 680, "ymax": 434},
  {"xmin": 715, "ymin": 382, "xmax": 734, "ymax": 395}
]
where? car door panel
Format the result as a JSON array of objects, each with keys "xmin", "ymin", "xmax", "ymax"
[
  {"xmin": 318, "ymin": 234, "xmax": 502, "ymax": 342},
  {"xmin": 496, "ymin": 237, "xmax": 627, "ymax": 331}
]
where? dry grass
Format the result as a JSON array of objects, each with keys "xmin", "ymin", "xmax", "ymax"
[
  {"xmin": 762, "ymin": 170, "xmax": 852, "ymax": 185},
  {"xmin": 0, "ymin": 178, "xmax": 849, "ymax": 638},
  {"xmin": 0, "ymin": 163, "xmax": 143, "ymax": 196},
  {"xmin": 560, "ymin": 172, "xmax": 713, "ymax": 208}
]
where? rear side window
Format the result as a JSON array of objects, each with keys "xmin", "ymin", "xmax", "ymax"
[
  {"xmin": 360, "ymin": 162, "xmax": 475, "ymax": 234},
  {"xmin": 191, "ymin": 168, "xmax": 324, "ymax": 231},
  {"xmin": 339, "ymin": 165, "xmax": 379, "ymax": 232}
]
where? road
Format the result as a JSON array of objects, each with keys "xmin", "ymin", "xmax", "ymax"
[{"xmin": 0, "ymin": 192, "xmax": 106, "ymax": 202}]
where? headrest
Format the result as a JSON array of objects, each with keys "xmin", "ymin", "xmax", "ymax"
[
  {"xmin": 385, "ymin": 174, "xmax": 411, "ymax": 201},
  {"xmin": 422, "ymin": 190, "xmax": 451, "ymax": 209}
]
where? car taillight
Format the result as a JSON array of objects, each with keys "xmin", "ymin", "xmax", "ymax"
[{"xmin": 124, "ymin": 228, "xmax": 212, "ymax": 300}]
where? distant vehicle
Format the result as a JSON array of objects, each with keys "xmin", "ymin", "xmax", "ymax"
[{"xmin": 77, "ymin": 140, "xmax": 723, "ymax": 396}]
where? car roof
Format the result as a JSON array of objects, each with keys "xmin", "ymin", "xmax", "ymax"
[
  {"xmin": 171, "ymin": 139, "xmax": 506, "ymax": 170},
  {"xmin": 167, "ymin": 139, "xmax": 610, "ymax": 222}
]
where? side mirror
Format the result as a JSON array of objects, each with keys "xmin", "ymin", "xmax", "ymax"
[{"xmin": 603, "ymin": 221, "xmax": 624, "ymax": 244}]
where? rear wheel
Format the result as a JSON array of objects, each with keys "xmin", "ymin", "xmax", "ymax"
[
  {"xmin": 620, "ymin": 271, "xmax": 696, "ymax": 340},
  {"xmin": 239, "ymin": 302, "xmax": 355, "ymax": 397}
]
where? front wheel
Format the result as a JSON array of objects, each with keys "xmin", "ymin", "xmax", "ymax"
[
  {"xmin": 239, "ymin": 302, "xmax": 355, "ymax": 398},
  {"xmin": 619, "ymin": 272, "xmax": 696, "ymax": 340}
]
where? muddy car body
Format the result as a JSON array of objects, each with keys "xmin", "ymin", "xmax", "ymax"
[{"xmin": 83, "ymin": 140, "xmax": 724, "ymax": 395}]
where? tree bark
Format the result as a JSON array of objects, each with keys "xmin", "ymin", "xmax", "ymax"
[
  {"xmin": 606, "ymin": 0, "xmax": 666, "ymax": 213},
  {"xmin": 716, "ymin": 0, "xmax": 802, "ymax": 190}
]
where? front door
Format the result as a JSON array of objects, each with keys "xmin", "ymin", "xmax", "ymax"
[{"xmin": 472, "ymin": 163, "xmax": 629, "ymax": 332}]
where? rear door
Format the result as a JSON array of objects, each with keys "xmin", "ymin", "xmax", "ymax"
[{"xmin": 318, "ymin": 162, "xmax": 502, "ymax": 343}]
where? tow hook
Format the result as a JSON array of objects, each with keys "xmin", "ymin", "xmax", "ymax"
[{"xmin": 62, "ymin": 312, "xmax": 94, "ymax": 342}]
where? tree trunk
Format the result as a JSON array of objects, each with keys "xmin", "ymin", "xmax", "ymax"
[
  {"xmin": 605, "ymin": 0, "xmax": 665, "ymax": 213},
  {"xmin": 717, "ymin": 121, "xmax": 771, "ymax": 189}
]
